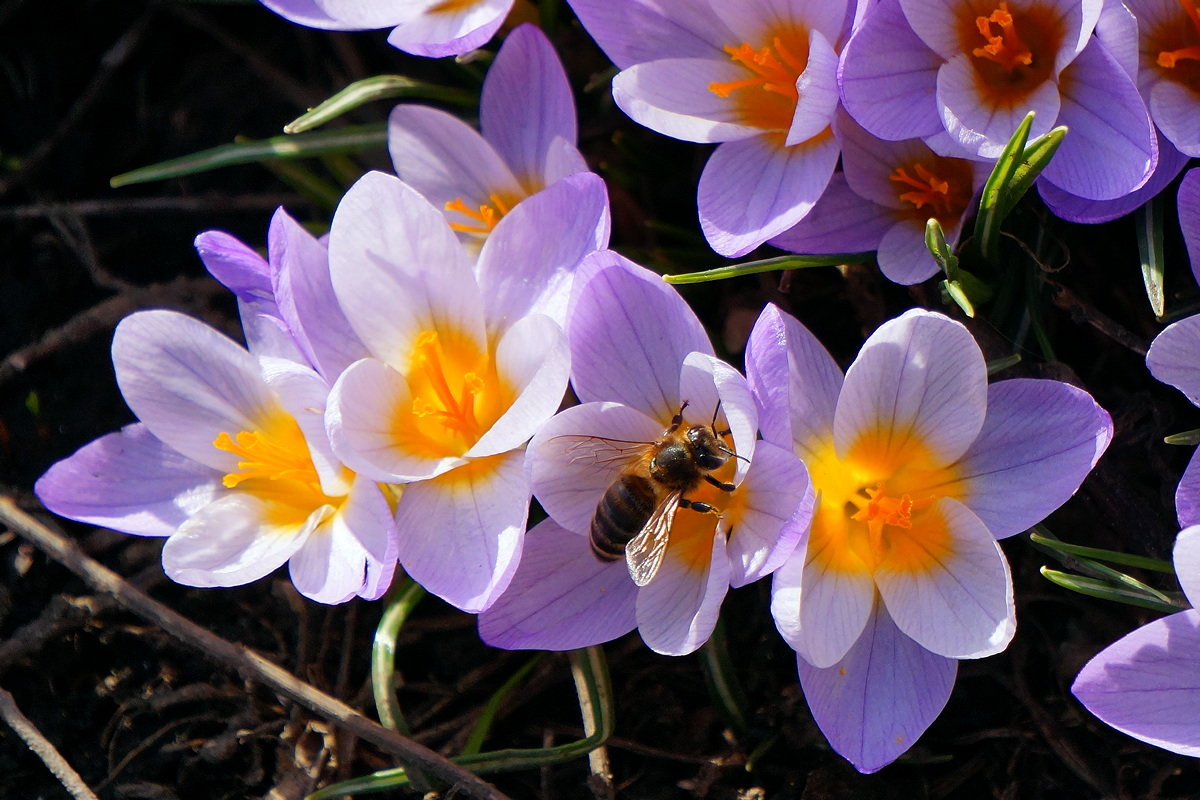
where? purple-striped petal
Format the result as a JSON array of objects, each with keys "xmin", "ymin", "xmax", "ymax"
[
  {"xmin": 1072, "ymin": 606, "xmax": 1200, "ymax": 757},
  {"xmin": 726, "ymin": 441, "xmax": 813, "ymax": 587},
  {"xmin": 1175, "ymin": 526, "xmax": 1200, "ymax": 608},
  {"xmin": 1148, "ymin": 313, "xmax": 1200, "ymax": 405},
  {"xmin": 385, "ymin": 0, "xmax": 510, "ymax": 58},
  {"xmin": 1181, "ymin": 170, "xmax": 1200, "ymax": 284},
  {"xmin": 937, "ymin": 52, "xmax": 1061, "ymax": 159},
  {"xmin": 566, "ymin": 0, "xmax": 731, "ymax": 69},
  {"xmin": 195, "ymin": 229, "xmax": 272, "ymax": 304},
  {"xmin": 395, "ymin": 449, "xmax": 527, "ymax": 612},
  {"xmin": 34, "ymin": 424, "xmax": 222, "ymax": 537},
  {"xmin": 698, "ymin": 131, "xmax": 841, "ymax": 257},
  {"xmin": 478, "ymin": 517, "xmax": 638, "ymax": 650},
  {"xmin": 768, "ymin": 173, "xmax": 894, "ymax": 255},
  {"xmin": 613, "ymin": 58, "xmax": 766, "ymax": 143},
  {"xmin": 1175, "ymin": 451, "xmax": 1200, "ymax": 529},
  {"xmin": 1151, "ymin": 81, "xmax": 1200, "ymax": 158},
  {"xmin": 876, "ymin": 220, "xmax": 939, "ymax": 284},
  {"xmin": 798, "ymin": 604, "xmax": 957, "ymax": 773},
  {"xmin": 946, "ymin": 379, "xmax": 1112, "ymax": 538},
  {"xmin": 875, "ymin": 498, "xmax": 1015, "ymax": 658},
  {"xmin": 774, "ymin": 545, "xmax": 876, "ymax": 667},
  {"xmin": 567, "ymin": 251, "xmax": 713, "ymax": 416},
  {"xmin": 636, "ymin": 532, "xmax": 730, "ymax": 655}
]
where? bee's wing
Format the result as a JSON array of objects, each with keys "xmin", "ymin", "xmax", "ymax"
[
  {"xmin": 625, "ymin": 491, "xmax": 680, "ymax": 587},
  {"xmin": 550, "ymin": 434, "xmax": 652, "ymax": 468}
]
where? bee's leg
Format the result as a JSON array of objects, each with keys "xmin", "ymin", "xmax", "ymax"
[
  {"xmin": 667, "ymin": 400, "xmax": 691, "ymax": 433},
  {"xmin": 679, "ymin": 498, "xmax": 719, "ymax": 515},
  {"xmin": 703, "ymin": 474, "xmax": 735, "ymax": 493}
]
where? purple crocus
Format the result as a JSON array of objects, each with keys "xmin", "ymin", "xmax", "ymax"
[
  {"xmin": 258, "ymin": 0, "xmax": 513, "ymax": 58},
  {"xmin": 771, "ymin": 110, "xmax": 987, "ymax": 284},
  {"xmin": 746, "ymin": 304, "xmax": 1112, "ymax": 772},
  {"xmin": 1124, "ymin": 0, "xmax": 1200, "ymax": 158},
  {"xmin": 35, "ymin": 211, "xmax": 397, "ymax": 603},
  {"xmin": 839, "ymin": 0, "xmax": 1157, "ymax": 202},
  {"xmin": 1072, "ymin": 526, "xmax": 1200, "ymax": 757},
  {"xmin": 478, "ymin": 253, "xmax": 813, "ymax": 655},
  {"xmin": 567, "ymin": 0, "xmax": 849, "ymax": 257},
  {"xmin": 322, "ymin": 170, "xmax": 606, "ymax": 612},
  {"xmin": 388, "ymin": 24, "xmax": 592, "ymax": 250}
]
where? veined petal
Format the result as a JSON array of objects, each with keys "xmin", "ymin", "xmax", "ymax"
[
  {"xmin": 834, "ymin": 309, "xmax": 987, "ymax": 466},
  {"xmin": 1095, "ymin": 0, "xmax": 1138, "ymax": 80},
  {"xmin": 269, "ymin": 208, "xmax": 366, "ymax": 380},
  {"xmin": 113, "ymin": 310, "xmax": 278, "ymax": 472},
  {"xmin": 1147, "ymin": 313, "xmax": 1200, "ymax": 405},
  {"xmin": 699, "ymin": 131, "xmax": 841, "ymax": 257},
  {"xmin": 288, "ymin": 515, "xmax": 368, "ymax": 604},
  {"xmin": 544, "ymin": 136, "xmax": 591, "ymax": 186},
  {"xmin": 259, "ymin": 0, "xmax": 356, "ymax": 29},
  {"xmin": 786, "ymin": 31, "xmax": 840, "ymax": 146},
  {"xmin": 526, "ymin": 401, "xmax": 664, "ymax": 535},
  {"xmin": 948, "ymin": 379, "xmax": 1111, "ymax": 538},
  {"xmin": 937, "ymin": 52, "xmax": 1061, "ymax": 159},
  {"xmin": 466, "ymin": 314, "xmax": 570, "ymax": 458},
  {"xmin": 306, "ymin": 0, "xmax": 410, "ymax": 27},
  {"xmin": 1181, "ymin": 170, "xmax": 1200, "ymax": 284},
  {"xmin": 768, "ymin": 173, "xmax": 894, "ymax": 255},
  {"xmin": 798, "ymin": 604, "xmax": 957, "ymax": 773},
  {"xmin": 161, "ymin": 493, "xmax": 316, "ymax": 587},
  {"xmin": 1151, "ymin": 81, "xmax": 1200, "ymax": 158},
  {"xmin": 566, "ymin": 0, "xmax": 733, "ymax": 69},
  {"xmin": 327, "ymin": 357, "xmax": 466, "ymax": 482},
  {"xmin": 875, "ymin": 497, "xmax": 1015, "ymax": 659},
  {"xmin": 636, "ymin": 532, "xmax": 730, "ymax": 655},
  {"xmin": 1177, "ymin": 452, "xmax": 1200, "ymax": 529},
  {"xmin": 1042, "ymin": 38, "xmax": 1155, "ymax": 201},
  {"xmin": 613, "ymin": 59, "xmax": 769, "ymax": 143},
  {"xmin": 388, "ymin": 105, "xmax": 524, "ymax": 214},
  {"xmin": 330, "ymin": 172, "xmax": 484, "ymax": 366},
  {"xmin": 567, "ymin": 251, "xmax": 713, "ymax": 416},
  {"xmin": 876, "ymin": 220, "xmax": 940, "ymax": 285},
  {"xmin": 478, "ymin": 517, "xmax": 639, "ymax": 650},
  {"xmin": 481, "ymin": 24, "xmax": 577, "ymax": 185},
  {"xmin": 476, "ymin": 172, "xmax": 610, "ymax": 334},
  {"xmin": 726, "ymin": 441, "xmax": 813, "ymax": 587},
  {"xmin": 745, "ymin": 303, "xmax": 843, "ymax": 459},
  {"xmin": 708, "ymin": 0, "xmax": 848, "ymax": 44},
  {"xmin": 258, "ymin": 356, "xmax": 348, "ymax": 497},
  {"xmin": 396, "ymin": 450, "xmax": 527, "ymax": 612},
  {"xmin": 34, "ymin": 423, "xmax": 223, "ymax": 537},
  {"xmin": 1175, "ymin": 526, "xmax": 1200, "ymax": 608},
  {"xmin": 1038, "ymin": 133, "xmax": 1188, "ymax": 224},
  {"xmin": 788, "ymin": 537, "xmax": 877, "ymax": 666},
  {"xmin": 838, "ymin": 0, "xmax": 944, "ymax": 142},
  {"xmin": 385, "ymin": 0, "xmax": 511, "ymax": 58},
  {"xmin": 1072, "ymin": 608, "xmax": 1200, "ymax": 757},
  {"xmin": 195, "ymin": 229, "xmax": 272, "ymax": 304}
]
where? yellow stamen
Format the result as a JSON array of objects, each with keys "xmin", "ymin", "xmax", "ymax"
[
  {"xmin": 709, "ymin": 38, "xmax": 805, "ymax": 101},
  {"xmin": 213, "ymin": 429, "xmax": 321, "ymax": 492},
  {"xmin": 890, "ymin": 163, "xmax": 952, "ymax": 216},
  {"xmin": 444, "ymin": 193, "xmax": 515, "ymax": 235},
  {"xmin": 706, "ymin": 27, "xmax": 810, "ymax": 132},
  {"xmin": 1157, "ymin": 1, "xmax": 1200, "ymax": 67},
  {"xmin": 410, "ymin": 331, "xmax": 485, "ymax": 440},
  {"xmin": 972, "ymin": 2, "xmax": 1033, "ymax": 70}
]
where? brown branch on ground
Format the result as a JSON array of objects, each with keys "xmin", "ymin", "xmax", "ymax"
[
  {"xmin": 0, "ymin": 685, "xmax": 101, "ymax": 800},
  {"xmin": 1043, "ymin": 277, "xmax": 1149, "ymax": 355},
  {"xmin": 0, "ymin": 496, "xmax": 514, "ymax": 800}
]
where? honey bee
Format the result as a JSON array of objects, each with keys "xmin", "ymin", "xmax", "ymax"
[{"xmin": 574, "ymin": 401, "xmax": 743, "ymax": 586}]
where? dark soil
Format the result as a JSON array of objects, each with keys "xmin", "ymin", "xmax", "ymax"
[{"xmin": 2, "ymin": 2, "xmax": 1199, "ymax": 799}]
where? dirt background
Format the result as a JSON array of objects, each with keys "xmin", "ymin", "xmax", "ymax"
[{"xmin": 2, "ymin": 1, "xmax": 1199, "ymax": 798}]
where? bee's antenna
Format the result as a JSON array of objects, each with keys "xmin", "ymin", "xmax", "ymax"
[{"xmin": 719, "ymin": 444, "xmax": 751, "ymax": 463}]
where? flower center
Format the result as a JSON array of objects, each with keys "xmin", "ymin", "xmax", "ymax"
[
  {"xmin": 708, "ymin": 26, "xmax": 809, "ymax": 131},
  {"xmin": 213, "ymin": 413, "xmax": 340, "ymax": 522},
  {"xmin": 888, "ymin": 157, "xmax": 975, "ymax": 223},
  {"xmin": 396, "ymin": 327, "xmax": 514, "ymax": 459},
  {"xmin": 958, "ymin": 1, "xmax": 1060, "ymax": 107},
  {"xmin": 444, "ymin": 193, "xmax": 515, "ymax": 236},
  {"xmin": 1158, "ymin": 0, "xmax": 1200, "ymax": 68},
  {"xmin": 804, "ymin": 432, "xmax": 962, "ymax": 575},
  {"xmin": 972, "ymin": 2, "xmax": 1032, "ymax": 70}
]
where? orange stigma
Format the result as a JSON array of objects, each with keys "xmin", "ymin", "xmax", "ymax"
[
  {"xmin": 444, "ymin": 193, "xmax": 513, "ymax": 235},
  {"xmin": 972, "ymin": 2, "xmax": 1033, "ymax": 70},
  {"xmin": 1157, "ymin": 0, "xmax": 1200, "ymax": 68},
  {"xmin": 709, "ymin": 38, "xmax": 805, "ymax": 102},
  {"xmin": 707, "ymin": 27, "xmax": 810, "ymax": 131},
  {"xmin": 890, "ymin": 163, "xmax": 954, "ymax": 217},
  {"xmin": 410, "ymin": 331, "xmax": 484, "ymax": 441}
]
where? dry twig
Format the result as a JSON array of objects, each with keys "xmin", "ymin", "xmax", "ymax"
[{"xmin": 0, "ymin": 685, "xmax": 101, "ymax": 800}]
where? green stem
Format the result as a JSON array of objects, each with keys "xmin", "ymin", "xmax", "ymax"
[
  {"xmin": 662, "ymin": 253, "xmax": 873, "ymax": 284},
  {"xmin": 461, "ymin": 654, "xmax": 546, "ymax": 756},
  {"xmin": 371, "ymin": 578, "xmax": 426, "ymax": 735}
]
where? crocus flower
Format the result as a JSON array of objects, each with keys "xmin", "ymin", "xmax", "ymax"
[
  {"xmin": 567, "ymin": 0, "xmax": 849, "ymax": 257},
  {"xmin": 1146, "ymin": 295, "xmax": 1200, "ymax": 531},
  {"xmin": 389, "ymin": 24, "xmax": 590, "ymax": 249},
  {"xmin": 1072, "ymin": 526, "xmax": 1200, "ymax": 757},
  {"xmin": 839, "ymin": 0, "xmax": 1157, "ymax": 202},
  {"xmin": 323, "ymin": 170, "xmax": 607, "ymax": 612},
  {"xmin": 478, "ymin": 252, "xmax": 813, "ymax": 655},
  {"xmin": 771, "ymin": 110, "xmax": 987, "ymax": 284},
  {"xmin": 258, "ymin": 0, "xmax": 513, "ymax": 58},
  {"xmin": 746, "ymin": 305, "xmax": 1112, "ymax": 772},
  {"xmin": 1123, "ymin": 0, "xmax": 1200, "ymax": 158}
]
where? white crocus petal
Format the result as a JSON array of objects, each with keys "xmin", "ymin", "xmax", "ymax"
[
  {"xmin": 327, "ymin": 357, "xmax": 467, "ymax": 482},
  {"xmin": 875, "ymin": 498, "xmax": 1015, "ymax": 659},
  {"xmin": 636, "ymin": 533, "xmax": 731, "ymax": 656},
  {"xmin": 329, "ymin": 172, "xmax": 485, "ymax": 367},
  {"xmin": 726, "ymin": 442, "xmax": 813, "ymax": 587},
  {"xmin": 526, "ymin": 402, "xmax": 665, "ymax": 536},
  {"xmin": 396, "ymin": 449, "xmax": 527, "ymax": 613},
  {"xmin": 785, "ymin": 31, "xmax": 839, "ymax": 146},
  {"xmin": 794, "ymin": 550, "xmax": 877, "ymax": 667},
  {"xmin": 833, "ymin": 309, "xmax": 987, "ymax": 466},
  {"xmin": 288, "ymin": 514, "xmax": 367, "ymax": 604},
  {"xmin": 113, "ymin": 310, "xmax": 278, "ymax": 473},
  {"xmin": 162, "ymin": 493, "xmax": 319, "ymax": 587},
  {"xmin": 677, "ymin": 352, "xmax": 758, "ymax": 479},
  {"xmin": 466, "ymin": 315, "xmax": 570, "ymax": 459},
  {"xmin": 260, "ymin": 356, "xmax": 349, "ymax": 497},
  {"xmin": 613, "ymin": 59, "xmax": 767, "ymax": 143}
]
